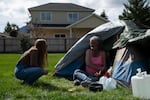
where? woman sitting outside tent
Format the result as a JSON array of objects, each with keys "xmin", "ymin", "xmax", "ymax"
[{"xmin": 73, "ymin": 36, "xmax": 110, "ymax": 86}]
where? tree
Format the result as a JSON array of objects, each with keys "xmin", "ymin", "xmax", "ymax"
[
  {"xmin": 28, "ymin": 18, "xmax": 46, "ymax": 38},
  {"xmin": 100, "ymin": 10, "xmax": 108, "ymax": 20},
  {"xmin": 4, "ymin": 22, "xmax": 19, "ymax": 37},
  {"xmin": 20, "ymin": 35, "xmax": 31, "ymax": 52},
  {"xmin": 4, "ymin": 22, "xmax": 12, "ymax": 33},
  {"xmin": 119, "ymin": 0, "xmax": 150, "ymax": 27}
]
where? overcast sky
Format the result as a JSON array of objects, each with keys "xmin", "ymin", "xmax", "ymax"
[{"xmin": 0, "ymin": 0, "xmax": 129, "ymax": 32}]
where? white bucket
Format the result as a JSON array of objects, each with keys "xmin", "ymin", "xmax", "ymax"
[{"xmin": 131, "ymin": 75, "xmax": 150, "ymax": 99}]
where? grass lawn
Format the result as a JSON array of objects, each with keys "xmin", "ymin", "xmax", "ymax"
[{"xmin": 0, "ymin": 53, "xmax": 140, "ymax": 100}]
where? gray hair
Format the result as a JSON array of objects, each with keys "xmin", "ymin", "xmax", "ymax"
[
  {"xmin": 90, "ymin": 36, "xmax": 103, "ymax": 50},
  {"xmin": 90, "ymin": 36, "xmax": 100, "ymax": 42}
]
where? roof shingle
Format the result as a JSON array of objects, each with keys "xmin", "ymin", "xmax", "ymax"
[{"xmin": 28, "ymin": 3, "xmax": 95, "ymax": 12}]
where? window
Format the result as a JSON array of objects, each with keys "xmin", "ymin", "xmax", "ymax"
[
  {"xmin": 68, "ymin": 12, "xmax": 78, "ymax": 22},
  {"xmin": 54, "ymin": 34, "xmax": 66, "ymax": 38},
  {"xmin": 40, "ymin": 12, "xmax": 52, "ymax": 21}
]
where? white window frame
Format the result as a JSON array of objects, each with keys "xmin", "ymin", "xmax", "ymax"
[
  {"xmin": 54, "ymin": 33, "xmax": 66, "ymax": 38},
  {"xmin": 67, "ymin": 12, "xmax": 79, "ymax": 23},
  {"xmin": 40, "ymin": 12, "xmax": 52, "ymax": 22}
]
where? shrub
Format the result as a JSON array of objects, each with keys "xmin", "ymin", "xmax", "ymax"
[{"xmin": 20, "ymin": 35, "xmax": 31, "ymax": 52}]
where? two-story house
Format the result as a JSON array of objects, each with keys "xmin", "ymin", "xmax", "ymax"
[{"xmin": 28, "ymin": 3, "xmax": 108, "ymax": 38}]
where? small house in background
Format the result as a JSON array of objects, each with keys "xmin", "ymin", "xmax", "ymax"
[
  {"xmin": 28, "ymin": 3, "xmax": 108, "ymax": 38},
  {"xmin": 18, "ymin": 25, "xmax": 31, "ymax": 38},
  {"xmin": 0, "ymin": 32, "xmax": 12, "ymax": 38}
]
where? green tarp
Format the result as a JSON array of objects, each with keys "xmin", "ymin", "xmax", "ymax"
[{"xmin": 113, "ymin": 20, "xmax": 150, "ymax": 49}]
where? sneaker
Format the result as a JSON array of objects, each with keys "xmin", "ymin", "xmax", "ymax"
[
  {"xmin": 74, "ymin": 79, "xmax": 81, "ymax": 86},
  {"xmin": 81, "ymin": 80, "xmax": 91, "ymax": 87},
  {"xmin": 21, "ymin": 80, "xmax": 34, "ymax": 85}
]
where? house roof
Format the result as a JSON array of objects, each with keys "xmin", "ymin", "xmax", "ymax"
[
  {"xmin": 0, "ymin": 33, "xmax": 12, "ymax": 38},
  {"xmin": 32, "ymin": 14, "xmax": 108, "ymax": 29},
  {"xmin": 67, "ymin": 13, "xmax": 109, "ymax": 28},
  {"xmin": 33, "ymin": 24, "xmax": 70, "ymax": 27},
  {"xmin": 28, "ymin": 3, "xmax": 95, "ymax": 12},
  {"xmin": 19, "ymin": 26, "xmax": 28, "ymax": 33}
]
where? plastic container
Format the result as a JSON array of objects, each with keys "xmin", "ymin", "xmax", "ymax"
[{"xmin": 131, "ymin": 74, "xmax": 150, "ymax": 99}]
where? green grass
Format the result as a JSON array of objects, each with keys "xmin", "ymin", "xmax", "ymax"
[{"xmin": 0, "ymin": 53, "xmax": 140, "ymax": 100}]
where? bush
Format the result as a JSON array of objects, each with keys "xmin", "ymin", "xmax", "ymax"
[
  {"xmin": 20, "ymin": 35, "xmax": 31, "ymax": 52},
  {"xmin": 10, "ymin": 30, "xmax": 18, "ymax": 37}
]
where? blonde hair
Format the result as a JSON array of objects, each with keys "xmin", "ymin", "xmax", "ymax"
[{"xmin": 34, "ymin": 39, "xmax": 48, "ymax": 68}]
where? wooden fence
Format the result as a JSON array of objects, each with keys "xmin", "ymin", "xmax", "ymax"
[{"xmin": 0, "ymin": 38, "xmax": 79, "ymax": 53}]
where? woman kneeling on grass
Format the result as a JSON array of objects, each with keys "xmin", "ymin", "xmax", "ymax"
[{"xmin": 14, "ymin": 39, "xmax": 48, "ymax": 85}]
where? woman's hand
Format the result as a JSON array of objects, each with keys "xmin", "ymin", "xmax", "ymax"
[{"xmin": 94, "ymin": 70, "xmax": 101, "ymax": 77}]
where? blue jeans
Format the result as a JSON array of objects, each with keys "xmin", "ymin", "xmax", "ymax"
[
  {"xmin": 14, "ymin": 64, "xmax": 44, "ymax": 85},
  {"xmin": 73, "ymin": 69, "xmax": 99, "ymax": 82}
]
